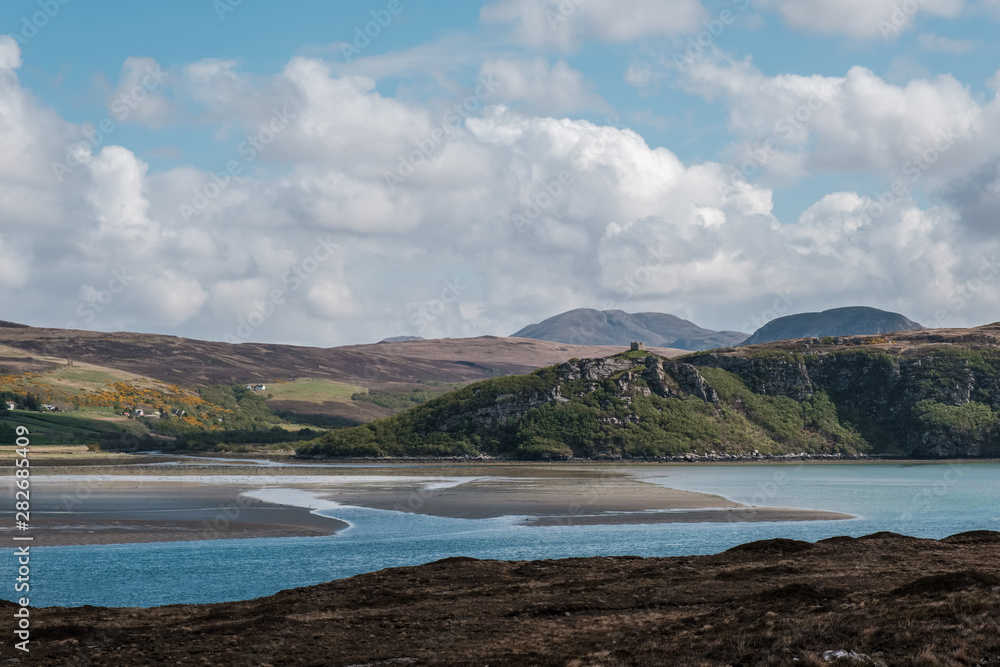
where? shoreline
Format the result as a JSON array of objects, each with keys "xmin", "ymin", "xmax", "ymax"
[{"xmin": 284, "ymin": 455, "xmax": 1000, "ymax": 465}]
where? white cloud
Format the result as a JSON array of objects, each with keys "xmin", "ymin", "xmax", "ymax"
[
  {"xmin": 479, "ymin": 58, "xmax": 609, "ymax": 114},
  {"xmin": 139, "ymin": 275, "xmax": 210, "ymax": 327},
  {"xmin": 676, "ymin": 54, "xmax": 1000, "ymax": 193},
  {"xmin": 106, "ymin": 57, "xmax": 175, "ymax": 128},
  {"xmin": 755, "ymin": 0, "xmax": 966, "ymax": 39},
  {"xmin": 0, "ymin": 236, "xmax": 30, "ymax": 288},
  {"xmin": 0, "ymin": 38, "xmax": 999, "ymax": 343},
  {"xmin": 0, "ymin": 36, "xmax": 23, "ymax": 70},
  {"xmin": 918, "ymin": 32, "xmax": 975, "ymax": 52},
  {"xmin": 480, "ymin": 0, "xmax": 707, "ymax": 49}
]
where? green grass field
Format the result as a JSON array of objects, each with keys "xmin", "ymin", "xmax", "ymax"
[
  {"xmin": 0, "ymin": 410, "xmax": 143, "ymax": 444},
  {"xmin": 264, "ymin": 378, "xmax": 364, "ymax": 404}
]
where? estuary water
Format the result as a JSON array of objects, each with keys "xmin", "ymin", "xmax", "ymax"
[{"xmin": 4, "ymin": 462, "xmax": 998, "ymax": 608}]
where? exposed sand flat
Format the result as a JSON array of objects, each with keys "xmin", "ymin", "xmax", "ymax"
[
  {"xmin": 0, "ymin": 465, "xmax": 853, "ymax": 546},
  {"xmin": 306, "ymin": 475, "xmax": 851, "ymax": 524},
  {"xmin": 0, "ymin": 480, "xmax": 347, "ymax": 547},
  {"xmin": 526, "ymin": 508, "xmax": 855, "ymax": 525}
]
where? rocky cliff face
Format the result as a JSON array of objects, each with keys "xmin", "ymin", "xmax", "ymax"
[
  {"xmin": 556, "ymin": 355, "xmax": 719, "ymax": 404},
  {"xmin": 445, "ymin": 355, "xmax": 720, "ymax": 431},
  {"xmin": 688, "ymin": 348, "xmax": 1000, "ymax": 458},
  {"xmin": 439, "ymin": 385, "xmax": 570, "ymax": 431}
]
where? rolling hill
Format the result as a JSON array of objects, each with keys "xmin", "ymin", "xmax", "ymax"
[
  {"xmin": 300, "ymin": 322, "xmax": 1000, "ymax": 460},
  {"xmin": 741, "ymin": 306, "xmax": 923, "ymax": 345},
  {"xmin": 0, "ymin": 323, "xmax": 685, "ymax": 429},
  {"xmin": 512, "ymin": 309, "xmax": 748, "ymax": 350}
]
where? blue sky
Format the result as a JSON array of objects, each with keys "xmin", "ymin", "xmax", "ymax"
[{"xmin": 1, "ymin": 0, "xmax": 1000, "ymax": 345}]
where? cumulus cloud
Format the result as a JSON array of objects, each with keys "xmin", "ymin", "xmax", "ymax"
[
  {"xmin": 0, "ymin": 36, "xmax": 23, "ymax": 70},
  {"xmin": 480, "ymin": 0, "xmax": 707, "ymax": 49},
  {"xmin": 479, "ymin": 58, "xmax": 609, "ymax": 114},
  {"xmin": 675, "ymin": 54, "xmax": 1000, "ymax": 194},
  {"xmin": 106, "ymin": 57, "xmax": 175, "ymax": 128},
  {"xmin": 0, "ymin": 35, "xmax": 999, "ymax": 344}
]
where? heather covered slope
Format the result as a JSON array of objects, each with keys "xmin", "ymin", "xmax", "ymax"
[
  {"xmin": 301, "ymin": 325, "xmax": 1000, "ymax": 459},
  {"xmin": 20, "ymin": 532, "xmax": 1000, "ymax": 666},
  {"xmin": 0, "ymin": 323, "xmax": 683, "ymax": 426}
]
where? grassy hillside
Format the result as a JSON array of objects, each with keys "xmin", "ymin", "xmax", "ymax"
[
  {"xmin": 299, "ymin": 337, "xmax": 1000, "ymax": 460},
  {"xmin": 0, "ymin": 359, "xmax": 324, "ymax": 450},
  {"xmin": 297, "ymin": 352, "xmax": 872, "ymax": 460}
]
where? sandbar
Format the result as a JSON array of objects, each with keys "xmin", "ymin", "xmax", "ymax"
[
  {"xmin": 308, "ymin": 475, "xmax": 853, "ymax": 525},
  {"xmin": 0, "ymin": 479, "xmax": 347, "ymax": 547},
  {"xmin": 1, "ymin": 464, "xmax": 853, "ymax": 547}
]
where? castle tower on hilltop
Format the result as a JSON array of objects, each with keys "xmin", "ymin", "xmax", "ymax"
[{"xmin": 630, "ymin": 341, "xmax": 644, "ymax": 351}]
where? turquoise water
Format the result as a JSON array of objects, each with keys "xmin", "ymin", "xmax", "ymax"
[{"xmin": 3, "ymin": 463, "xmax": 997, "ymax": 608}]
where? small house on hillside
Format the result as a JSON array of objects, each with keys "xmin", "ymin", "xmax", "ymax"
[{"xmin": 5, "ymin": 401, "xmax": 15, "ymax": 410}]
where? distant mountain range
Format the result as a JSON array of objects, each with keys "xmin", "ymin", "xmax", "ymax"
[
  {"xmin": 512, "ymin": 306, "xmax": 925, "ymax": 351},
  {"xmin": 511, "ymin": 309, "xmax": 748, "ymax": 351},
  {"xmin": 741, "ymin": 307, "xmax": 923, "ymax": 346},
  {"xmin": 379, "ymin": 336, "xmax": 424, "ymax": 343}
]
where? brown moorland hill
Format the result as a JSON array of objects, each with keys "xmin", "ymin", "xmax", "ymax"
[
  {"xmin": 0, "ymin": 326, "xmax": 684, "ymax": 387},
  {"xmin": 0, "ymin": 325, "xmax": 685, "ymax": 423},
  {"xmin": 15, "ymin": 532, "xmax": 1000, "ymax": 665},
  {"xmin": 720, "ymin": 321, "xmax": 1000, "ymax": 356}
]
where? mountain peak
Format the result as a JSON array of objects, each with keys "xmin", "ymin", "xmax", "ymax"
[
  {"xmin": 742, "ymin": 306, "xmax": 923, "ymax": 346},
  {"xmin": 512, "ymin": 310, "xmax": 748, "ymax": 351}
]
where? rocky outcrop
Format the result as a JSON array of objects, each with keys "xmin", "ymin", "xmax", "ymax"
[
  {"xmin": 557, "ymin": 357, "xmax": 642, "ymax": 382},
  {"xmin": 687, "ymin": 353, "xmax": 812, "ymax": 400},
  {"xmin": 663, "ymin": 360, "xmax": 719, "ymax": 404},
  {"xmin": 441, "ymin": 354, "xmax": 722, "ymax": 432},
  {"xmin": 557, "ymin": 355, "xmax": 719, "ymax": 405},
  {"xmin": 439, "ymin": 386, "xmax": 569, "ymax": 430}
]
